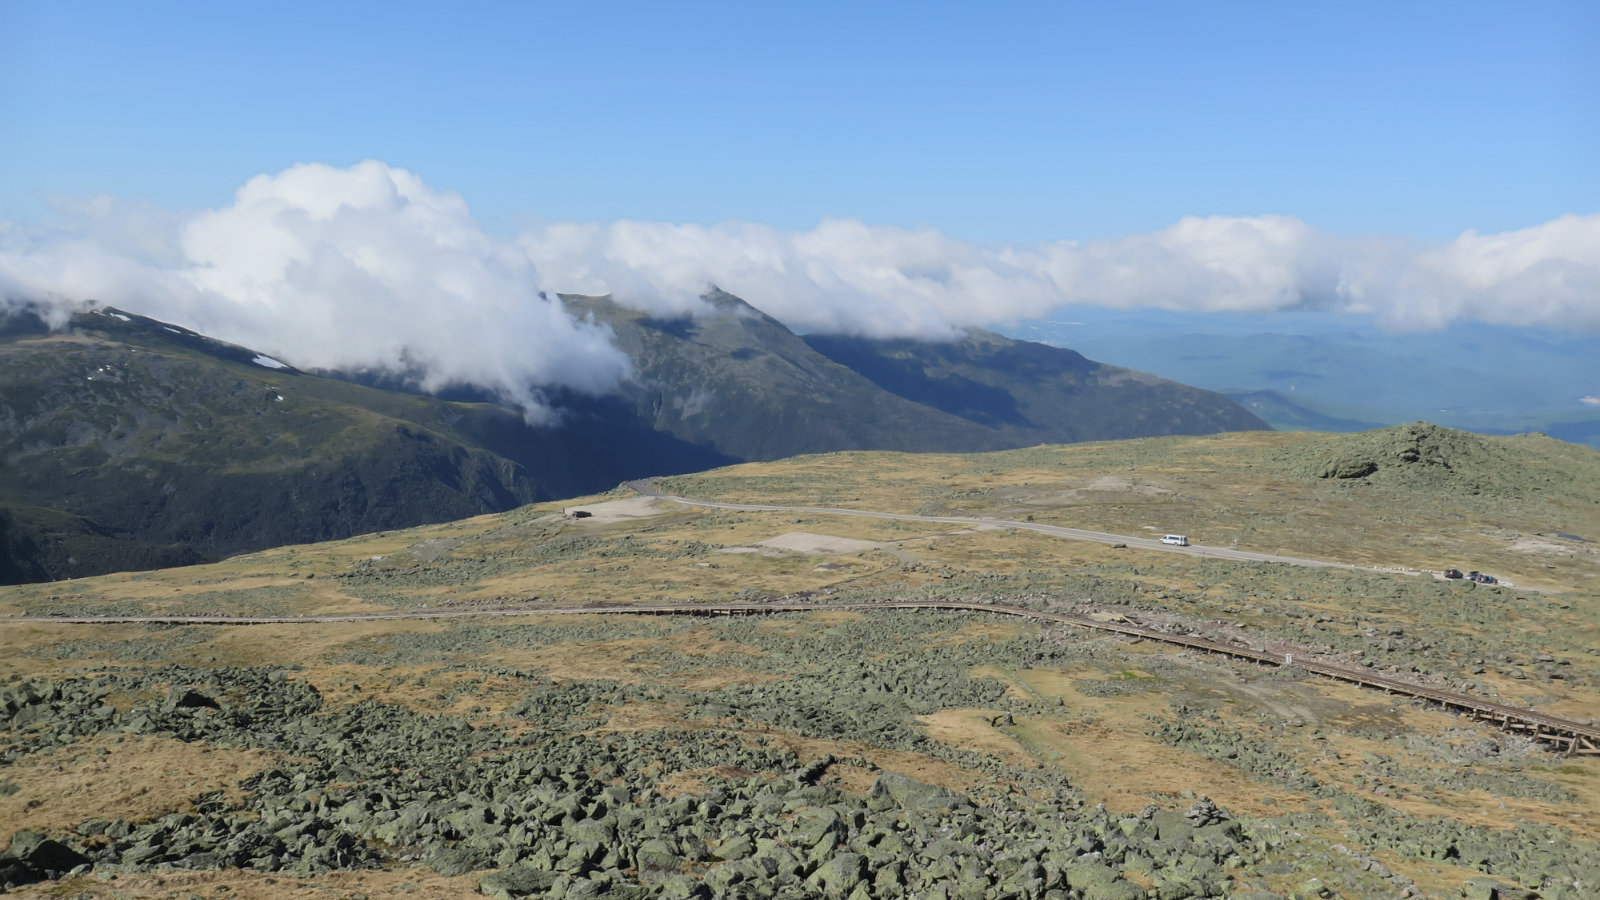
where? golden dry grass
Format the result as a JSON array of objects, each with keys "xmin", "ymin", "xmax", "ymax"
[
  {"xmin": 7, "ymin": 867, "xmax": 485, "ymax": 900},
  {"xmin": 755, "ymin": 731, "xmax": 994, "ymax": 798},
  {"xmin": 7, "ymin": 431, "xmax": 1594, "ymax": 622},
  {"xmin": 913, "ymin": 709, "xmax": 1035, "ymax": 768},
  {"xmin": 0, "ymin": 736, "xmax": 278, "ymax": 834},
  {"xmin": 584, "ymin": 700, "xmax": 1001, "ymax": 799},
  {"xmin": 1306, "ymin": 728, "xmax": 1600, "ymax": 841},
  {"xmin": 651, "ymin": 765, "xmax": 774, "ymax": 798},
  {"xmin": 983, "ymin": 666, "xmax": 1314, "ymax": 816},
  {"xmin": 455, "ymin": 627, "xmax": 762, "ymax": 684},
  {"xmin": 924, "ymin": 621, "xmax": 1027, "ymax": 646},
  {"xmin": 816, "ymin": 763, "xmax": 880, "ymax": 796},
  {"xmin": 661, "ymin": 431, "xmax": 1600, "ymax": 590},
  {"xmin": 756, "ymin": 611, "xmax": 864, "ymax": 634}
]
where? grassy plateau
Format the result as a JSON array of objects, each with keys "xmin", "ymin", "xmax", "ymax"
[{"xmin": 2, "ymin": 423, "xmax": 1598, "ymax": 900}]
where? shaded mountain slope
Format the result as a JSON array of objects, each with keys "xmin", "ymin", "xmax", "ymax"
[
  {"xmin": 0, "ymin": 308, "xmax": 558, "ymax": 582},
  {"xmin": 0, "ymin": 502, "xmax": 207, "ymax": 585},
  {"xmin": 566, "ymin": 290, "xmax": 1267, "ymax": 460},
  {"xmin": 802, "ymin": 328, "xmax": 1268, "ymax": 443},
  {"xmin": 561, "ymin": 291, "xmax": 1007, "ymax": 459}
]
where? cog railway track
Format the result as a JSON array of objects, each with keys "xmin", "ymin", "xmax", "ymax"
[{"xmin": 9, "ymin": 598, "xmax": 1597, "ymax": 755}]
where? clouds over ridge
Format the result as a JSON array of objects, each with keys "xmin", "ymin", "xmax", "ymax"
[
  {"xmin": 2, "ymin": 160, "xmax": 1597, "ymax": 415},
  {"xmin": 1, "ymin": 161, "xmax": 630, "ymax": 422},
  {"xmin": 529, "ymin": 211, "xmax": 1600, "ymax": 335}
]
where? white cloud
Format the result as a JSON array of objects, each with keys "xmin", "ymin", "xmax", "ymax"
[
  {"xmin": 519, "ymin": 211, "xmax": 1600, "ymax": 336},
  {"xmin": 1025, "ymin": 214, "xmax": 1345, "ymax": 316},
  {"xmin": 1, "ymin": 161, "xmax": 630, "ymax": 422},
  {"xmin": 519, "ymin": 217, "xmax": 1060, "ymax": 339},
  {"xmin": 1378, "ymin": 214, "xmax": 1600, "ymax": 331},
  {"xmin": 3, "ymin": 160, "xmax": 1597, "ymax": 417}
]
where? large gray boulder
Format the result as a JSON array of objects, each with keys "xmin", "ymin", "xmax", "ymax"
[
  {"xmin": 808, "ymin": 851, "xmax": 866, "ymax": 898},
  {"xmin": 479, "ymin": 863, "xmax": 560, "ymax": 900},
  {"xmin": 867, "ymin": 772, "xmax": 971, "ymax": 811},
  {"xmin": 426, "ymin": 844, "xmax": 492, "ymax": 877},
  {"xmin": 1065, "ymin": 861, "xmax": 1144, "ymax": 900},
  {"xmin": 0, "ymin": 830, "xmax": 89, "ymax": 888}
]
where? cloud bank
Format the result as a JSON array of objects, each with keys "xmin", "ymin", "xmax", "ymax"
[
  {"xmin": 3, "ymin": 160, "xmax": 1597, "ymax": 416},
  {"xmin": 521, "ymin": 212, "xmax": 1600, "ymax": 336},
  {"xmin": 0, "ymin": 161, "xmax": 630, "ymax": 422}
]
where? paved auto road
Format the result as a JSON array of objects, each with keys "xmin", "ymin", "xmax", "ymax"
[{"xmin": 627, "ymin": 479, "xmax": 1383, "ymax": 573}]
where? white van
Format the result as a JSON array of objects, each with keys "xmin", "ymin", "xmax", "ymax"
[{"xmin": 1160, "ymin": 534, "xmax": 1189, "ymax": 546}]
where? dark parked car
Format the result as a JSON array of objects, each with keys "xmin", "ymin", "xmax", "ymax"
[
  {"xmin": 1469, "ymin": 571, "xmax": 1497, "ymax": 584},
  {"xmin": 1443, "ymin": 567, "xmax": 1464, "ymax": 579}
]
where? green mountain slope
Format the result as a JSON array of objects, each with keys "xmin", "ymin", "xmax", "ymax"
[
  {"xmin": 801, "ymin": 327, "xmax": 1268, "ymax": 442},
  {"xmin": 567, "ymin": 290, "xmax": 1267, "ymax": 459},
  {"xmin": 0, "ymin": 308, "xmax": 556, "ymax": 582},
  {"xmin": 0, "ymin": 502, "xmax": 207, "ymax": 584},
  {"xmin": 561, "ymin": 291, "xmax": 1004, "ymax": 459}
]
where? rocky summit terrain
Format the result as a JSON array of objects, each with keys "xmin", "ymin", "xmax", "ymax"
[{"xmin": 1, "ymin": 424, "xmax": 1597, "ymax": 899}]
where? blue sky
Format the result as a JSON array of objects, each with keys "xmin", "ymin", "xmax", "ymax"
[
  {"xmin": 5, "ymin": 1, "xmax": 1596, "ymax": 242},
  {"xmin": 2, "ymin": 1, "xmax": 1597, "ymax": 426}
]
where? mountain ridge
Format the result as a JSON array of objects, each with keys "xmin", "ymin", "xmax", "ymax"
[
  {"xmin": 2, "ymin": 291, "xmax": 1267, "ymax": 583},
  {"xmin": 560, "ymin": 289, "xmax": 1267, "ymax": 458}
]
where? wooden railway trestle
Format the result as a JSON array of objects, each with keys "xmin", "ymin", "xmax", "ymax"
[
  {"xmin": 623, "ymin": 599, "xmax": 1600, "ymax": 755},
  {"xmin": 10, "ymin": 599, "xmax": 1599, "ymax": 755}
]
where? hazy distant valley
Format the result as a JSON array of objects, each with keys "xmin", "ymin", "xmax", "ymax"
[{"xmin": 1005, "ymin": 310, "xmax": 1600, "ymax": 449}]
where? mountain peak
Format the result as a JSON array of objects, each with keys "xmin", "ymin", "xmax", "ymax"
[
  {"xmin": 70, "ymin": 306, "xmax": 304, "ymax": 375},
  {"xmin": 703, "ymin": 285, "xmax": 759, "ymax": 313}
]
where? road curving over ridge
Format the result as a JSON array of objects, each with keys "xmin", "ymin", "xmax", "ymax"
[{"xmin": 627, "ymin": 479, "xmax": 1387, "ymax": 572}]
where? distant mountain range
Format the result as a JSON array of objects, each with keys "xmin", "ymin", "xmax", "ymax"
[
  {"xmin": 1223, "ymin": 390, "xmax": 1385, "ymax": 433},
  {"xmin": 1004, "ymin": 308, "xmax": 1600, "ymax": 449},
  {"xmin": 0, "ymin": 292, "xmax": 1263, "ymax": 583}
]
